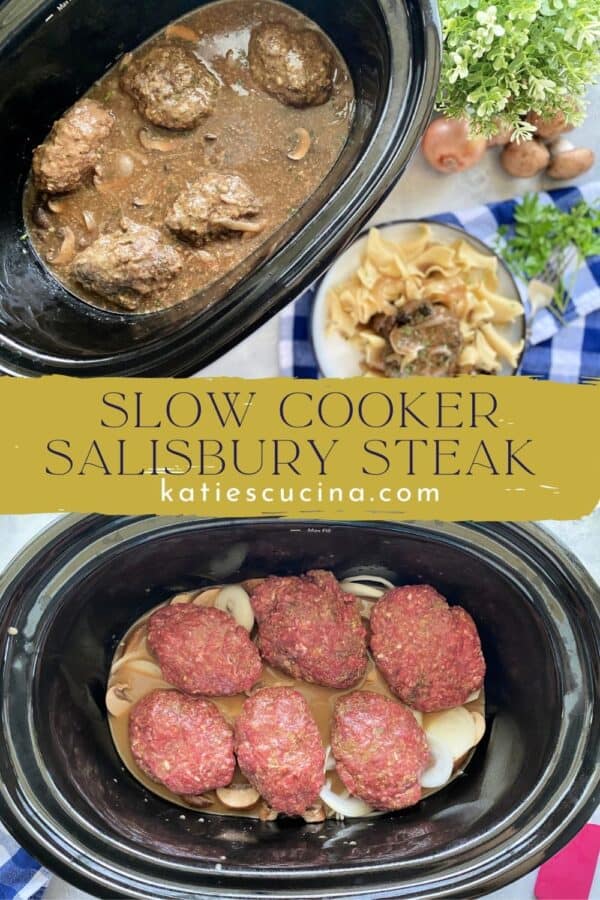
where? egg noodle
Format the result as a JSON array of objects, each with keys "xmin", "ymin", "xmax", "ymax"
[{"xmin": 327, "ymin": 225, "xmax": 525, "ymax": 375}]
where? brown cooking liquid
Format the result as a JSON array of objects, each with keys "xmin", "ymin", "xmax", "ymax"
[
  {"xmin": 24, "ymin": 0, "xmax": 354, "ymax": 313},
  {"xmin": 107, "ymin": 582, "xmax": 485, "ymax": 819}
]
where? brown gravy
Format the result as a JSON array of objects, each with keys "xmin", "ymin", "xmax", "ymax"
[
  {"xmin": 24, "ymin": 0, "xmax": 354, "ymax": 314},
  {"xmin": 107, "ymin": 582, "xmax": 485, "ymax": 819}
]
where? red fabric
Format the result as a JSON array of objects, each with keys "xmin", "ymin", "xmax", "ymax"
[{"xmin": 535, "ymin": 824, "xmax": 600, "ymax": 899}]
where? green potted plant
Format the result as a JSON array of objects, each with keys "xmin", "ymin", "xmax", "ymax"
[{"xmin": 422, "ymin": 0, "xmax": 600, "ymax": 177}]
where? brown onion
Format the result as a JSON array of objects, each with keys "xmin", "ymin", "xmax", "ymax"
[{"xmin": 422, "ymin": 117, "xmax": 487, "ymax": 174}]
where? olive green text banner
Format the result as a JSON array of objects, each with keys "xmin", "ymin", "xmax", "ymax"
[{"xmin": 2, "ymin": 376, "xmax": 598, "ymax": 520}]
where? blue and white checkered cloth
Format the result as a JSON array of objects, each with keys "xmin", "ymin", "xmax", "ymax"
[
  {"xmin": 279, "ymin": 183, "xmax": 600, "ymax": 382},
  {"xmin": 0, "ymin": 825, "xmax": 48, "ymax": 900}
]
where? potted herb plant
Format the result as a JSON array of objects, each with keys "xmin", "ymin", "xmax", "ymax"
[{"xmin": 422, "ymin": 0, "xmax": 600, "ymax": 177}]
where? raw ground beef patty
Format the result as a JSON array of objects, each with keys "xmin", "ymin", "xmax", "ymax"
[
  {"xmin": 250, "ymin": 570, "xmax": 368, "ymax": 689},
  {"xmin": 129, "ymin": 688, "xmax": 235, "ymax": 795},
  {"xmin": 331, "ymin": 690, "xmax": 430, "ymax": 810},
  {"xmin": 370, "ymin": 585, "xmax": 486, "ymax": 712},
  {"xmin": 234, "ymin": 687, "xmax": 325, "ymax": 815},
  {"xmin": 147, "ymin": 604, "xmax": 262, "ymax": 696}
]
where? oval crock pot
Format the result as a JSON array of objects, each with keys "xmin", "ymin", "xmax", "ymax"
[
  {"xmin": 0, "ymin": 516, "xmax": 598, "ymax": 899},
  {"xmin": 0, "ymin": 0, "xmax": 440, "ymax": 377}
]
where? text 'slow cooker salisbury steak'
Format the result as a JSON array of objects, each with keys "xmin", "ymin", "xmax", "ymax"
[
  {"xmin": 147, "ymin": 604, "xmax": 262, "ymax": 695},
  {"xmin": 370, "ymin": 585, "xmax": 486, "ymax": 712},
  {"xmin": 234, "ymin": 687, "xmax": 325, "ymax": 815},
  {"xmin": 129, "ymin": 689, "xmax": 235, "ymax": 795},
  {"xmin": 332, "ymin": 691, "xmax": 430, "ymax": 810},
  {"xmin": 250, "ymin": 570, "xmax": 368, "ymax": 688}
]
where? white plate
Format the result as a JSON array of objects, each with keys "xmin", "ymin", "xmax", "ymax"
[{"xmin": 311, "ymin": 220, "xmax": 526, "ymax": 377}]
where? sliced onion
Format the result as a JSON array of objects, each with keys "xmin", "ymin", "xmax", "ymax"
[
  {"xmin": 215, "ymin": 584, "xmax": 254, "ymax": 631},
  {"xmin": 420, "ymin": 735, "xmax": 454, "ymax": 789},
  {"xmin": 423, "ymin": 707, "xmax": 477, "ymax": 761},
  {"xmin": 323, "ymin": 746, "xmax": 336, "ymax": 772},
  {"xmin": 110, "ymin": 650, "xmax": 145, "ymax": 675},
  {"xmin": 320, "ymin": 779, "xmax": 373, "ymax": 819},
  {"xmin": 128, "ymin": 659, "xmax": 163, "ymax": 678},
  {"xmin": 341, "ymin": 575, "xmax": 395, "ymax": 589},
  {"xmin": 340, "ymin": 581, "xmax": 385, "ymax": 599}
]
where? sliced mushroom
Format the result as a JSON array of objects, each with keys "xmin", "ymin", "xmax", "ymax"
[
  {"xmin": 420, "ymin": 735, "xmax": 454, "ymax": 789},
  {"xmin": 303, "ymin": 803, "xmax": 326, "ymax": 823},
  {"xmin": 138, "ymin": 128, "xmax": 182, "ymax": 153},
  {"xmin": 546, "ymin": 138, "xmax": 594, "ymax": 180},
  {"xmin": 169, "ymin": 589, "xmax": 206, "ymax": 605},
  {"xmin": 128, "ymin": 659, "xmax": 163, "ymax": 678},
  {"xmin": 81, "ymin": 210, "xmax": 98, "ymax": 236},
  {"xmin": 258, "ymin": 802, "xmax": 278, "ymax": 821},
  {"xmin": 165, "ymin": 23, "xmax": 200, "ymax": 42},
  {"xmin": 47, "ymin": 198, "xmax": 65, "ymax": 214},
  {"xmin": 216, "ymin": 786, "xmax": 260, "ymax": 809},
  {"xmin": 94, "ymin": 151, "xmax": 136, "ymax": 193},
  {"xmin": 185, "ymin": 793, "xmax": 214, "ymax": 808},
  {"xmin": 212, "ymin": 217, "xmax": 264, "ymax": 234},
  {"xmin": 192, "ymin": 588, "xmax": 221, "ymax": 607},
  {"xmin": 471, "ymin": 711, "xmax": 486, "ymax": 744},
  {"xmin": 319, "ymin": 779, "xmax": 373, "ymax": 819},
  {"xmin": 287, "ymin": 128, "xmax": 311, "ymax": 161},
  {"xmin": 110, "ymin": 649, "xmax": 144, "ymax": 675},
  {"xmin": 241, "ymin": 578, "xmax": 264, "ymax": 594},
  {"xmin": 106, "ymin": 683, "xmax": 132, "ymax": 717},
  {"xmin": 423, "ymin": 707, "xmax": 477, "ymax": 761},
  {"xmin": 32, "ymin": 206, "xmax": 52, "ymax": 229},
  {"xmin": 49, "ymin": 226, "xmax": 76, "ymax": 266},
  {"xmin": 214, "ymin": 585, "xmax": 254, "ymax": 631},
  {"xmin": 465, "ymin": 688, "xmax": 482, "ymax": 704}
]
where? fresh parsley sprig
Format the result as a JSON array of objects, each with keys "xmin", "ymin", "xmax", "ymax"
[{"xmin": 495, "ymin": 193, "xmax": 600, "ymax": 316}]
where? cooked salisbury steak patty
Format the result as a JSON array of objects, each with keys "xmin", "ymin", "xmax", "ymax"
[
  {"xmin": 234, "ymin": 687, "xmax": 324, "ymax": 815},
  {"xmin": 129, "ymin": 689, "xmax": 235, "ymax": 795},
  {"xmin": 370, "ymin": 585, "xmax": 486, "ymax": 712},
  {"xmin": 147, "ymin": 604, "xmax": 262, "ymax": 696},
  {"xmin": 250, "ymin": 570, "xmax": 367, "ymax": 689},
  {"xmin": 120, "ymin": 44, "xmax": 219, "ymax": 130},
  {"xmin": 32, "ymin": 99, "xmax": 114, "ymax": 194},
  {"xmin": 331, "ymin": 691, "xmax": 430, "ymax": 810},
  {"xmin": 370, "ymin": 301, "xmax": 463, "ymax": 377},
  {"xmin": 248, "ymin": 22, "xmax": 334, "ymax": 107},
  {"xmin": 166, "ymin": 172, "xmax": 262, "ymax": 244},
  {"xmin": 70, "ymin": 220, "xmax": 183, "ymax": 310}
]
